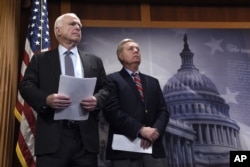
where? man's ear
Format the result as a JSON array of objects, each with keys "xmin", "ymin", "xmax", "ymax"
[
  {"xmin": 118, "ymin": 54, "xmax": 123, "ymax": 61},
  {"xmin": 55, "ymin": 27, "xmax": 61, "ymax": 36}
]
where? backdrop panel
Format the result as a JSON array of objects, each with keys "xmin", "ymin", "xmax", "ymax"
[{"xmin": 79, "ymin": 28, "xmax": 250, "ymax": 167}]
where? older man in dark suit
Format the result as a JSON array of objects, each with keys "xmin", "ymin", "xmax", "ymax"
[
  {"xmin": 19, "ymin": 13, "xmax": 109, "ymax": 167},
  {"xmin": 103, "ymin": 38, "xmax": 170, "ymax": 167}
]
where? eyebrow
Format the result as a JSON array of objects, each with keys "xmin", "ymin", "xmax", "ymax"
[{"xmin": 69, "ymin": 21, "xmax": 82, "ymax": 27}]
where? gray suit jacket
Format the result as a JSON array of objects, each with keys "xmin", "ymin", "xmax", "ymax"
[{"xmin": 19, "ymin": 48, "xmax": 110, "ymax": 155}]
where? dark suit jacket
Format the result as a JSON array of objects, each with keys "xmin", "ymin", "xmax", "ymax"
[
  {"xmin": 19, "ymin": 48, "xmax": 110, "ymax": 156},
  {"xmin": 103, "ymin": 68, "xmax": 170, "ymax": 160}
]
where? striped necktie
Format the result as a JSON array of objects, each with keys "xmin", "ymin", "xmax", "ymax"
[
  {"xmin": 132, "ymin": 72, "xmax": 144, "ymax": 100},
  {"xmin": 64, "ymin": 51, "xmax": 75, "ymax": 76}
]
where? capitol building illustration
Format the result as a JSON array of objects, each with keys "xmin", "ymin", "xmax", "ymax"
[
  {"xmin": 97, "ymin": 33, "xmax": 244, "ymax": 167},
  {"xmin": 162, "ymin": 34, "xmax": 241, "ymax": 167}
]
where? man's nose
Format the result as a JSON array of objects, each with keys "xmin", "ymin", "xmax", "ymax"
[
  {"xmin": 74, "ymin": 24, "xmax": 81, "ymax": 30},
  {"xmin": 133, "ymin": 47, "xmax": 139, "ymax": 52}
]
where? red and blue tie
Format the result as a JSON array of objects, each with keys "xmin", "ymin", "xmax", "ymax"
[{"xmin": 132, "ymin": 72, "xmax": 144, "ymax": 100}]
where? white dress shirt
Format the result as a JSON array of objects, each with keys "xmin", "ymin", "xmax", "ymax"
[{"xmin": 58, "ymin": 45, "xmax": 84, "ymax": 78}]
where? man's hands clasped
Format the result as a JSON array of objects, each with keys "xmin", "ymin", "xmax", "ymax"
[{"xmin": 139, "ymin": 126, "xmax": 159, "ymax": 149}]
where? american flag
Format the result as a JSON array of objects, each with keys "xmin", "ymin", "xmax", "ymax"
[{"xmin": 14, "ymin": 0, "xmax": 50, "ymax": 166}]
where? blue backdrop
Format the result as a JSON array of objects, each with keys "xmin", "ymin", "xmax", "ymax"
[{"xmin": 79, "ymin": 28, "xmax": 250, "ymax": 167}]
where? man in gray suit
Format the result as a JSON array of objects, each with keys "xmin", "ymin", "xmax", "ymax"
[
  {"xmin": 19, "ymin": 13, "xmax": 110, "ymax": 167},
  {"xmin": 103, "ymin": 38, "xmax": 170, "ymax": 167}
]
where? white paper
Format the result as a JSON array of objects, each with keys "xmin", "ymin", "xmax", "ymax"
[
  {"xmin": 54, "ymin": 75, "xmax": 97, "ymax": 121},
  {"xmin": 112, "ymin": 134, "xmax": 152, "ymax": 154}
]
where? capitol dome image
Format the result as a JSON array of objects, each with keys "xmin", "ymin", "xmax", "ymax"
[{"xmin": 162, "ymin": 34, "xmax": 241, "ymax": 167}]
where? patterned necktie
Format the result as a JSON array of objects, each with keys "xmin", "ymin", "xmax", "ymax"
[
  {"xmin": 64, "ymin": 51, "xmax": 75, "ymax": 76},
  {"xmin": 132, "ymin": 72, "xmax": 144, "ymax": 100}
]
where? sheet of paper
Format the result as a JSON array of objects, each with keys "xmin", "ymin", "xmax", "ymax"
[
  {"xmin": 54, "ymin": 75, "xmax": 97, "ymax": 121},
  {"xmin": 112, "ymin": 134, "xmax": 152, "ymax": 154}
]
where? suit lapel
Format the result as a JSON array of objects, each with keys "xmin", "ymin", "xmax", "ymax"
[
  {"xmin": 78, "ymin": 50, "xmax": 92, "ymax": 78},
  {"xmin": 46, "ymin": 49, "xmax": 61, "ymax": 82},
  {"xmin": 120, "ymin": 69, "xmax": 145, "ymax": 105}
]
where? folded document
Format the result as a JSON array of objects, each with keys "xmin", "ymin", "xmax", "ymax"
[{"xmin": 112, "ymin": 134, "xmax": 152, "ymax": 154}]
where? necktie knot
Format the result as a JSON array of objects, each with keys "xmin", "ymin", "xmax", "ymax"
[
  {"xmin": 132, "ymin": 72, "xmax": 138, "ymax": 77},
  {"xmin": 65, "ymin": 50, "xmax": 71, "ymax": 55}
]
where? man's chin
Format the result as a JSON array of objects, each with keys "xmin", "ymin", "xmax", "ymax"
[
  {"xmin": 132, "ymin": 61, "xmax": 141, "ymax": 65},
  {"xmin": 72, "ymin": 38, "xmax": 81, "ymax": 43}
]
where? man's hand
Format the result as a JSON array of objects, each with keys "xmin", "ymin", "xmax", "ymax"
[
  {"xmin": 139, "ymin": 127, "xmax": 159, "ymax": 142},
  {"xmin": 46, "ymin": 93, "xmax": 71, "ymax": 109},
  {"xmin": 140, "ymin": 138, "xmax": 152, "ymax": 149},
  {"xmin": 80, "ymin": 96, "xmax": 97, "ymax": 112}
]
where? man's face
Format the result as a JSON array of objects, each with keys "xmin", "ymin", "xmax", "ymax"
[
  {"xmin": 119, "ymin": 41, "xmax": 141, "ymax": 66},
  {"xmin": 57, "ymin": 15, "xmax": 82, "ymax": 44}
]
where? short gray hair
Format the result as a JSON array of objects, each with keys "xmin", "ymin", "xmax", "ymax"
[
  {"xmin": 54, "ymin": 13, "xmax": 79, "ymax": 38},
  {"xmin": 116, "ymin": 38, "xmax": 135, "ymax": 56}
]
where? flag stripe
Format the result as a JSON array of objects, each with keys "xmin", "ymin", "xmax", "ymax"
[
  {"xmin": 22, "ymin": 103, "xmax": 37, "ymax": 136},
  {"xmin": 16, "ymin": 133, "xmax": 35, "ymax": 167},
  {"xmin": 15, "ymin": 0, "xmax": 51, "ymax": 166}
]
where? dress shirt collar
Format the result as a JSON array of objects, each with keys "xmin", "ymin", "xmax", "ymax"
[
  {"xmin": 124, "ymin": 68, "xmax": 140, "ymax": 76},
  {"xmin": 58, "ymin": 45, "xmax": 78, "ymax": 57}
]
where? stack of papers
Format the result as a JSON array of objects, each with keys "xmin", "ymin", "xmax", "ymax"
[{"xmin": 54, "ymin": 75, "xmax": 97, "ymax": 121}]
